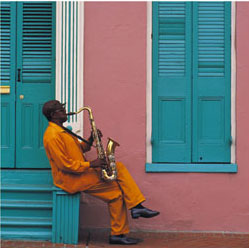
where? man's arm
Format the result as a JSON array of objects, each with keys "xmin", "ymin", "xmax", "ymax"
[
  {"xmin": 46, "ymin": 136, "xmax": 91, "ymax": 174},
  {"xmin": 80, "ymin": 135, "xmax": 93, "ymax": 152}
]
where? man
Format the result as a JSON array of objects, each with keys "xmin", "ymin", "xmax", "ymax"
[{"xmin": 42, "ymin": 100, "xmax": 159, "ymax": 245}]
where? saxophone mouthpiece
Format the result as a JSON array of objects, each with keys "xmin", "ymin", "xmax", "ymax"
[{"xmin": 66, "ymin": 112, "xmax": 76, "ymax": 116}]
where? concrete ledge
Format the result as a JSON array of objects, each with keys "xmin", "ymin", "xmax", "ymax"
[{"xmin": 52, "ymin": 187, "xmax": 81, "ymax": 244}]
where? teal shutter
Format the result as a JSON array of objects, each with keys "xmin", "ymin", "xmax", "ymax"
[
  {"xmin": 152, "ymin": 2, "xmax": 231, "ymax": 164},
  {"xmin": 0, "ymin": 2, "xmax": 16, "ymax": 168},
  {"xmin": 16, "ymin": 2, "xmax": 55, "ymax": 168},
  {"xmin": 192, "ymin": 2, "xmax": 231, "ymax": 162},
  {"xmin": 18, "ymin": 2, "xmax": 55, "ymax": 84},
  {"xmin": 152, "ymin": 2, "xmax": 192, "ymax": 162}
]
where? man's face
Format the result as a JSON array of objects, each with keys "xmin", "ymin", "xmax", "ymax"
[{"xmin": 51, "ymin": 106, "xmax": 68, "ymax": 123}]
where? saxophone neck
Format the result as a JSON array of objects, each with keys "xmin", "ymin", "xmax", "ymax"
[
  {"xmin": 66, "ymin": 106, "xmax": 94, "ymax": 120},
  {"xmin": 69, "ymin": 106, "xmax": 93, "ymax": 118}
]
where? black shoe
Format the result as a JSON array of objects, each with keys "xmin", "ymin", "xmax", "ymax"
[
  {"xmin": 131, "ymin": 206, "xmax": 160, "ymax": 219},
  {"xmin": 109, "ymin": 234, "xmax": 142, "ymax": 245}
]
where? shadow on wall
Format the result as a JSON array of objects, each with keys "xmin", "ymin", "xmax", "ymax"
[{"xmin": 79, "ymin": 193, "xmax": 110, "ymax": 231}]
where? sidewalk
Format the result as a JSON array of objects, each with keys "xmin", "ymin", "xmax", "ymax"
[{"xmin": 1, "ymin": 232, "xmax": 249, "ymax": 248}]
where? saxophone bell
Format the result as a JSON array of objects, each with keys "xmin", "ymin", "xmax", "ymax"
[{"xmin": 102, "ymin": 137, "xmax": 120, "ymax": 180}]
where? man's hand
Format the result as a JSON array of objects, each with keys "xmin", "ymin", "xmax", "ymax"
[
  {"xmin": 97, "ymin": 129, "xmax": 103, "ymax": 138},
  {"xmin": 88, "ymin": 129, "xmax": 103, "ymax": 145},
  {"xmin": 91, "ymin": 129, "xmax": 103, "ymax": 139},
  {"xmin": 90, "ymin": 158, "xmax": 107, "ymax": 168}
]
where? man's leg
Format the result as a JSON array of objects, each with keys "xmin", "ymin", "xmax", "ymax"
[
  {"xmin": 115, "ymin": 162, "xmax": 146, "ymax": 209},
  {"xmin": 115, "ymin": 162, "xmax": 160, "ymax": 219},
  {"xmin": 84, "ymin": 164, "xmax": 158, "ymax": 244},
  {"xmin": 84, "ymin": 180, "xmax": 129, "ymax": 236}
]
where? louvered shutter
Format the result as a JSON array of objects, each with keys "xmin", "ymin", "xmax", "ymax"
[
  {"xmin": 18, "ymin": 2, "xmax": 55, "ymax": 83},
  {"xmin": 192, "ymin": 2, "xmax": 231, "ymax": 162},
  {"xmin": 152, "ymin": 2, "xmax": 192, "ymax": 162},
  {"xmin": 0, "ymin": 2, "xmax": 16, "ymax": 167},
  {"xmin": 16, "ymin": 2, "xmax": 55, "ymax": 168}
]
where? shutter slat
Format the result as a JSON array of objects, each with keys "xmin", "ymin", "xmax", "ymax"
[
  {"xmin": 196, "ymin": 2, "xmax": 226, "ymax": 77},
  {"xmin": 21, "ymin": 2, "xmax": 54, "ymax": 83},
  {"xmin": 0, "ymin": 2, "xmax": 11, "ymax": 84},
  {"xmin": 158, "ymin": 2, "xmax": 187, "ymax": 77}
]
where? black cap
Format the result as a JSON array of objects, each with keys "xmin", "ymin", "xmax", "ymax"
[{"xmin": 42, "ymin": 100, "xmax": 66, "ymax": 120}]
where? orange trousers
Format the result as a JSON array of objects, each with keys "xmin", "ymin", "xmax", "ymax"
[{"xmin": 84, "ymin": 162, "xmax": 145, "ymax": 235}]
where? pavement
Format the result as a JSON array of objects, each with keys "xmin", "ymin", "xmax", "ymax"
[{"xmin": 1, "ymin": 231, "xmax": 249, "ymax": 248}]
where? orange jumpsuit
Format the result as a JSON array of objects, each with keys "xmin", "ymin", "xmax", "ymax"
[{"xmin": 43, "ymin": 122, "xmax": 145, "ymax": 235}]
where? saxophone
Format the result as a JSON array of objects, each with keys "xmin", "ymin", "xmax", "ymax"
[{"xmin": 68, "ymin": 107, "xmax": 119, "ymax": 181}]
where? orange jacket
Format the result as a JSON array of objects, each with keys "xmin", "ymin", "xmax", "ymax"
[{"xmin": 43, "ymin": 122, "xmax": 99, "ymax": 193}]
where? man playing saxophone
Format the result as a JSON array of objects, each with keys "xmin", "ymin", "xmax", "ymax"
[{"xmin": 42, "ymin": 100, "xmax": 159, "ymax": 245}]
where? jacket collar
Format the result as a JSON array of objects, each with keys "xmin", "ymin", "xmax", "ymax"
[{"xmin": 48, "ymin": 122, "xmax": 66, "ymax": 133}]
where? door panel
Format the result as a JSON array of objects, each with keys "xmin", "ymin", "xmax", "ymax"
[
  {"xmin": 152, "ymin": 2, "xmax": 192, "ymax": 162},
  {"xmin": 16, "ymin": 2, "xmax": 55, "ymax": 168},
  {"xmin": 16, "ymin": 92, "xmax": 51, "ymax": 168},
  {"xmin": 0, "ymin": 2, "xmax": 16, "ymax": 168},
  {"xmin": 192, "ymin": 2, "xmax": 231, "ymax": 162}
]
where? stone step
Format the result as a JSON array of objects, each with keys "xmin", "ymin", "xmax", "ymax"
[
  {"xmin": 0, "ymin": 230, "xmax": 52, "ymax": 240},
  {"xmin": 1, "ymin": 216, "xmax": 52, "ymax": 227},
  {"xmin": 1, "ymin": 199, "xmax": 53, "ymax": 209},
  {"xmin": 1, "ymin": 184, "xmax": 52, "ymax": 192}
]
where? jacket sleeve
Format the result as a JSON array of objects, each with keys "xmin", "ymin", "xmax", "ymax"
[
  {"xmin": 46, "ymin": 135, "xmax": 90, "ymax": 174},
  {"xmin": 80, "ymin": 141, "xmax": 91, "ymax": 153}
]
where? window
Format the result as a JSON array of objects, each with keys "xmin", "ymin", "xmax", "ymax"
[{"xmin": 146, "ymin": 2, "xmax": 237, "ymax": 172}]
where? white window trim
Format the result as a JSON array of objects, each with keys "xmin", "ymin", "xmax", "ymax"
[{"xmin": 146, "ymin": 2, "xmax": 236, "ymax": 164}]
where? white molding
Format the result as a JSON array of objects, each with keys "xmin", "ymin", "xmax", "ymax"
[
  {"xmin": 146, "ymin": 2, "xmax": 152, "ymax": 163},
  {"xmin": 55, "ymin": 2, "xmax": 84, "ymax": 135},
  {"xmin": 77, "ymin": 2, "xmax": 84, "ymax": 135},
  {"xmin": 231, "ymin": 2, "xmax": 236, "ymax": 164},
  {"xmin": 146, "ymin": 3, "xmax": 236, "ymax": 164},
  {"xmin": 56, "ymin": 2, "xmax": 62, "ymax": 102},
  {"xmin": 65, "ymin": 2, "xmax": 69, "ymax": 113}
]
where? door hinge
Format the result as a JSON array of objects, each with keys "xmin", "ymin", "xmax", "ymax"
[{"xmin": 17, "ymin": 69, "xmax": 21, "ymax": 82}]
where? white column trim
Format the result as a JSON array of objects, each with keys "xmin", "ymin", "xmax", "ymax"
[
  {"xmin": 231, "ymin": 2, "xmax": 236, "ymax": 163},
  {"xmin": 77, "ymin": 2, "xmax": 84, "ymax": 135},
  {"xmin": 56, "ymin": 3, "xmax": 62, "ymax": 103},
  {"xmin": 55, "ymin": 1, "xmax": 84, "ymax": 135},
  {"xmin": 146, "ymin": 2, "xmax": 152, "ymax": 163}
]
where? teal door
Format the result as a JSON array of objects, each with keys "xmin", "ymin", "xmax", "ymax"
[
  {"xmin": 0, "ymin": 2, "xmax": 55, "ymax": 168},
  {"xmin": 152, "ymin": 2, "xmax": 231, "ymax": 163},
  {"xmin": 0, "ymin": 2, "xmax": 16, "ymax": 168}
]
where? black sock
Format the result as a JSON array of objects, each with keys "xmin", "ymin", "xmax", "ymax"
[
  {"xmin": 133, "ymin": 203, "xmax": 144, "ymax": 209},
  {"xmin": 112, "ymin": 234, "xmax": 125, "ymax": 237}
]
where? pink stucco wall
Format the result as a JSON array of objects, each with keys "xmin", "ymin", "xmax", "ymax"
[{"xmin": 81, "ymin": 2, "xmax": 249, "ymax": 233}]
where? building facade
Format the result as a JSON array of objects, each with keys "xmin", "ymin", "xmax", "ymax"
[{"xmin": 1, "ymin": 1, "xmax": 249, "ymax": 242}]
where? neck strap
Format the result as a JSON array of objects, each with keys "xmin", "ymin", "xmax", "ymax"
[{"xmin": 62, "ymin": 126, "xmax": 92, "ymax": 146}]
